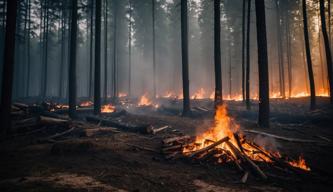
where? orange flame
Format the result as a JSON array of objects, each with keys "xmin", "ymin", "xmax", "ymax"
[
  {"xmin": 118, "ymin": 92, "xmax": 127, "ymax": 97},
  {"xmin": 138, "ymin": 94, "xmax": 152, "ymax": 106},
  {"xmin": 191, "ymin": 88, "xmax": 206, "ymax": 99},
  {"xmin": 101, "ymin": 104, "xmax": 115, "ymax": 113},
  {"xmin": 288, "ymin": 156, "xmax": 311, "ymax": 171}
]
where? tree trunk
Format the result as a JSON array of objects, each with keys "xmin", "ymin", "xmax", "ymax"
[
  {"xmin": 214, "ymin": 0, "xmax": 222, "ymax": 106},
  {"xmin": 128, "ymin": 0, "xmax": 132, "ymax": 96},
  {"xmin": 26, "ymin": 0, "xmax": 31, "ymax": 96},
  {"xmin": 152, "ymin": 0, "xmax": 156, "ymax": 98},
  {"xmin": 89, "ymin": 0, "xmax": 94, "ymax": 99},
  {"xmin": 255, "ymin": 0, "xmax": 270, "ymax": 128},
  {"xmin": 181, "ymin": 0, "xmax": 190, "ymax": 115},
  {"xmin": 275, "ymin": 0, "xmax": 285, "ymax": 98},
  {"xmin": 104, "ymin": 0, "xmax": 108, "ymax": 103},
  {"xmin": 320, "ymin": 0, "xmax": 333, "ymax": 103},
  {"xmin": 241, "ymin": 0, "xmax": 246, "ymax": 102},
  {"xmin": 94, "ymin": 0, "xmax": 102, "ymax": 114},
  {"xmin": 42, "ymin": 0, "xmax": 49, "ymax": 98},
  {"xmin": 0, "ymin": 0, "xmax": 18, "ymax": 136},
  {"xmin": 285, "ymin": 7, "xmax": 292, "ymax": 97},
  {"xmin": 112, "ymin": 0, "xmax": 118, "ymax": 100},
  {"xmin": 246, "ymin": 0, "xmax": 251, "ymax": 110},
  {"xmin": 68, "ymin": 0, "xmax": 78, "ymax": 118},
  {"xmin": 302, "ymin": 0, "xmax": 316, "ymax": 110}
]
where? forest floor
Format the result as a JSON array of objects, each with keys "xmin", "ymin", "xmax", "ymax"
[{"xmin": 0, "ymin": 97, "xmax": 332, "ymax": 192}]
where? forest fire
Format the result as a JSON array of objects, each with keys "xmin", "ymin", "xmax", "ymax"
[
  {"xmin": 138, "ymin": 94, "xmax": 152, "ymax": 106},
  {"xmin": 79, "ymin": 101, "xmax": 93, "ymax": 107},
  {"xmin": 191, "ymin": 88, "xmax": 206, "ymax": 99},
  {"xmin": 101, "ymin": 104, "xmax": 115, "ymax": 113},
  {"xmin": 118, "ymin": 92, "xmax": 128, "ymax": 98},
  {"xmin": 163, "ymin": 105, "xmax": 312, "ymax": 176}
]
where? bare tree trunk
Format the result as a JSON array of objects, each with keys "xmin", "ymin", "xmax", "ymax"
[
  {"xmin": 26, "ymin": 0, "xmax": 31, "ymax": 96},
  {"xmin": 68, "ymin": 0, "xmax": 78, "ymax": 118},
  {"xmin": 128, "ymin": 0, "xmax": 132, "ymax": 97},
  {"xmin": 255, "ymin": 0, "xmax": 270, "ymax": 128},
  {"xmin": 0, "ymin": 0, "xmax": 18, "ymax": 136},
  {"xmin": 320, "ymin": 0, "xmax": 333, "ymax": 103},
  {"xmin": 241, "ymin": 0, "xmax": 246, "ymax": 102},
  {"xmin": 94, "ymin": 0, "xmax": 102, "ymax": 114},
  {"xmin": 112, "ymin": 0, "xmax": 118, "ymax": 100},
  {"xmin": 275, "ymin": 0, "xmax": 285, "ymax": 98},
  {"xmin": 214, "ymin": 0, "xmax": 222, "ymax": 106},
  {"xmin": 152, "ymin": 0, "xmax": 156, "ymax": 98},
  {"xmin": 89, "ymin": 0, "xmax": 94, "ymax": 99},
  {"xmin": 181, "ymin": 0, "xmax": 190, "ymax": 115},
  {"xmin": 302, "ymin": 0, "xmax": 316, "ymax": 110},
  {"xmin": 103, "ymin": 0, "xmax": 108, "ymax": 103},
  {"xmin": 246, "ymin": 0, "xmax": 251, "ymax": 110},
  {"xmin": 285, "ymin": 7, "xmax": 292, "ymax": 97}
]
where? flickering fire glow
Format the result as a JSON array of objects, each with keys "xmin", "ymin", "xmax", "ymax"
[
  {"xmin": 79, "ymin": 101, "xmax": 93, "ymax": 107},
  {"xmin": 101, "ymin": 104, "xmax": 115, "ymax": 113},
  {"xmin": 138, "ymin": 94, "xmax": 152, "ymax": 106},
  {"xmin": 191, "ymin": 88, "xmax": 206, "ymax": 99}
]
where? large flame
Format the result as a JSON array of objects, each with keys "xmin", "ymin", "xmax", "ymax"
[
  {"xmin": 183, "ymin": 105, "xmax": 310, "ymax": 171},
  {"xmin": 101, "ymin": 104, "xmax": 115, "ymax": 113}
]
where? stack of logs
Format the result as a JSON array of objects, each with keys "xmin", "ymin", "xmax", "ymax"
[{"xmin": 162, "ymin": 133, "xmax": 310, "ymax": 182}]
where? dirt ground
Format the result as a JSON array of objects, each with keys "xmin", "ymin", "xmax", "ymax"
[{"xmin": 0, "ymin": 97, "xmax": 332, "ymax": 192}]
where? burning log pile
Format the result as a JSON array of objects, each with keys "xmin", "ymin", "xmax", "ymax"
[{"xmin": 162, "ymin": 105, "xmax": 311, "ymax": 181}]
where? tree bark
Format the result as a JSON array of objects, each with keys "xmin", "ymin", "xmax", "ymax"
[
  {"xmin": 241, "ymin": 0, "xmax": 246, "ymax": 102},
  {"xmin": 320, "ymin": 0, "xmax": 333, "ymax": 103},
  {"xmin": 0, "ymin": 0, "xmax": 18, "ymax": 135},
  {"xmin": 112, "ymin": 0, "xmax": 118, "ymax": 100},
  {"xmin": 128, "ymin": 0, "xmax": 132, "ymax": 96},
  {"xmin": 275, "ymin": 0, "xmax": 285, "ymax": 98},
  {"xmin": 302, "ymin": 0, "xmax": 316, "ymax": 110},
  {"xmin": 255, "ymin": 0, "xmax": 270, "ymax": 128},
  {"xmin": 68, "ymin": 0, "xmax": 78, "ymax": 118},
  {"xmin": 89, "ymin": 0, "xmax": 94, "ymax": 99},
  {"xmin": 104, "ymin": 0, "xmax": 108, "ymax": 103},
  {"xmin": 246, "ymin": 0, "xmax": 251, "ymax": 110},
  {"xmin": 94, "ymin": 0, "xmax": 102, "ymax": 114},
  {"xmin": 152, "ymin": 0, "xmax": 156, "ymax": 98},
  {"xmin": 26, "ymin": 0, "xmax": 31, "ymax": 96},
  {"xmin": 181, "ymin": 0, "xmax": 190, "ymax": 115},
  {"xmin": 214, "ymin": 0, "xmax": 222, "ymax": 106}
]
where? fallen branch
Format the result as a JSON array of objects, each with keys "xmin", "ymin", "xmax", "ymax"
[
  {"xmin": 243, "ymin": 129, "xmax": 319, "ymax": 143},
  {"xmin": 188, "ymin": 137, "xmax": 229, "ymax": 158},
  {"xmin": 163, "ymin": 135, "xmax": 192, "ymax": 144},
  {"xmin": 40, "ymin": 116, "xmax": 69, "ymax": 125},
  {"xmin": 147, "ymin": 125, "xmax": 169, "ymax": 135}
]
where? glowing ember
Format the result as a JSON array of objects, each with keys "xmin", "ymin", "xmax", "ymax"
[
  {"xmin": 79, "ymin": 101, "xmax": 93, "ymax": 107},
  {"xmin": 288, "ymin": 156, "xmax": 311, "ymax": 171},
  {"xmin": 138, "ymin": 94, "xmax": 152, "ymax": 106},
  {"xmin": 101, "ymin": 104, "xmax": 115, "ymax": 113},
  {"xmin": 163, "ymin": 91, "xmax": 177, "ymax": 98},
  {"xmin": 191, "ymin": 88, "xmax": 206, "ymax": 99}
]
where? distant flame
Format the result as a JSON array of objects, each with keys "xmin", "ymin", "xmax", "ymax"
[
  {"xmin": 79, "ymin": 101, "xmax": 93, "ymax": 107},
  {"xmin": 118, "ymin": 92, "xmax": 127, "ymax": 97},
  {"xmin": 138, "ymin": 94, "xmax": 152, "ymax": 106},
  {"xmin": 101, "ymin": 104, "xmax": 115, "ymax": 113},
  {"xmin": 191, "ymin": 88, "xmax": 206, "ymax": 99}
]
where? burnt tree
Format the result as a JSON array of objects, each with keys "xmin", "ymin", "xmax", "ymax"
[
  {"xmin": 94, "ymin": 0, "xmax": 102, "ymax": 114},
  {"xmin": 241, "ymin": 0, "xmax": 246, "ymax": 102},
  {"xmin": 320, "ymin": 0, "xmax": 333, "ymax": 104},
  {"xmin": 214, "ymin": 0, "xmax": 222, "ymax": 106},
  {"xmin": 0, "ymin": 0, "xmax": 18, "ymax": 135},
  {"xmin": 68, "ymin": 0, "xmax": 78, "ymax": 118},
  {"xmin": 255, "ymin": 0, "xmax": 270, "ymax": 128},
  {"xmin": 302, "ymin": 0, "xmax": 316, "ymax": 110},
  {"xmin": 246, "ymin": 0, "xmax": 251, "ymax": 110},
  {"xmin": 181, "ymin": 0, "xmax": 190, "ymax": 115}
]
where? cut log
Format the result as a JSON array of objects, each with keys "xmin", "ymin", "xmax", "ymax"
[
  {"xmin": 147, "ymin": 125, "xmax": 169, "ymax": 135},
  {"xmin": 226, "ymin": 141, "xmax": 267, "ymax": 180},
  {"xmin": 13, "ymin": 102, "xmax": 29, "ymax": 109},
  {"xmin": 39, "ymin": 116, "xmax": 69, "ymax": 125},
  {"xmin": 243, "ymin": 129, "xmax": 319, "ymax": 143},
  {"xmin": 86, "ymin": 115, "xmax": 150, "ymax": 133},
  {"xmin": 162, "ymin": 135, "xmax": 192, "ymax": 144},
  {"xmin": 85, "ymin": 127, "xmax": 120, "ymax": 137},
  {"xmin": 162, "ymin": 145, "xmax": 182, "ymax": 153},
  {"xmin": 188, "ymin": 137, "xmax": 229, "ymax": 158}
]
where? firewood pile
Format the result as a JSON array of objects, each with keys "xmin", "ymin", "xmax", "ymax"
[{"xmin": 161, "ymin": 132, "xmax": 312, "ymax": 182}]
